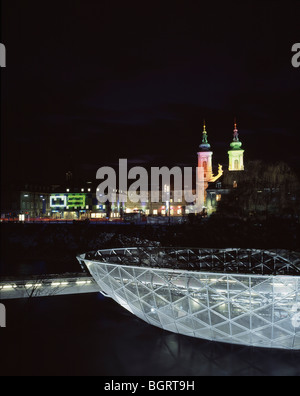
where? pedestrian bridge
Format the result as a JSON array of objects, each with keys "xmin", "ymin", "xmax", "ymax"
[{"xmin": 0, "ymin": 273, "xmax": 98, "ymax": 300}]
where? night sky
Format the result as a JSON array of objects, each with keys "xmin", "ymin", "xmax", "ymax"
[{"xmin": 1, "ymin": 0, "xmax": 300, "ymax": 186}]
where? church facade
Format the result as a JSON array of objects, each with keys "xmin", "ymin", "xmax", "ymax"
[
  {"xmin": 109, "ymin": 120, "xmax": 245, "ymax": 219},
  {"xmin": 198, "ymin": 120, "xmax": 245, "ymax": 216}
]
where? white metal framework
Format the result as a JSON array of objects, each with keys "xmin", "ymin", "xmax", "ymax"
[{"xmin": 77, "ymin": 248, "xmax": 300, "ymax": 349}]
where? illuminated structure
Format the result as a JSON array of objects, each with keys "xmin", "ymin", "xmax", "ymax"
[
  {"xmin": 78, "ymin": 247, "xmax": 300, "ymax": 350},
  {"xmin": 49, "ymin": 187, "xmax": 107, "ymax": 219},
  {"xmin": 2, "ymin": 120, "xmax": 244, "ymax": 219},
  {"xmin": 205, "ymin": 120, "xmax": 245, "ymax": 214},
  {"xmin": 228, "ymin": 121, "xmax": 244, "ymax": 171},
  {"xmin": 50, "ymin": 193, "xmax": 86, "ymax": 211},
  {"xmin": 198, "ymin": 122, "xmax": 213, "ymax": 182},
  {"xmin": 196, "ymin": 121, "xmax": 223, "ymax": 209},
  {"xmin": 50, "ymin": 192, "xmax": 92, "ymax": 219}
]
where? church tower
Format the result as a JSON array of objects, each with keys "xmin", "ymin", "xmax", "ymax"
[
  {"xmin": 228, "ymin": 120, "xmax": 244, "ymax": 171},
  {"xmin": 198, "ymin": 121, "xmax": 213, "ymax": 182}
]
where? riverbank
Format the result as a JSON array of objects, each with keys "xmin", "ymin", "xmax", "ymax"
[{"xmin": 1, "ymin": 218, "xmax": 299, "ymax": 276}]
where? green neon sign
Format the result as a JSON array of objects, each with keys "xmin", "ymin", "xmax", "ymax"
[{"xmin": 67, "ymin": 194, "xmax": 86, "ymax": 209}]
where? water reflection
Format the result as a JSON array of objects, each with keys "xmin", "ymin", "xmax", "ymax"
[
  {"xmin": 1, "ymin": 293, "xmax": 300, "ymax": 376},
  {"xmin": 101, "ymin": 311, "xmax": 300, "ymax": 376}
]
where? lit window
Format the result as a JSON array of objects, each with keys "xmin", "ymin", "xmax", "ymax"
[
  {"xmin": 233, "ymin": 181, "xmax": 238, "ymax": 188},
  {"xmin": 153, "ymin": 210, "xmax": 158, "ymax": 215},
  {"xmin": 216, "ymin": 194, "xmax": 222, "ymax": 202}
]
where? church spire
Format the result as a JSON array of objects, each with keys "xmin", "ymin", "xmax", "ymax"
[
  {"xmin": 228, "ymin": 118, "xmax": 245, "ymax": 171},
  {"xmin": 230, "ymin": 118, "xmax": 242, "ymax": 149},
  {"xmin": 198, "ymin": 120, "xmax": 213, "ymax": 183},
  {"xmin": 202, "ymin": 120, "xmax": 208, "ymax": 144},
  {"xmin": 233, "ymin": 118, "xmax": 239, "ymax": 142},
  {"xmin": 199, "ymin": 120, "xmax": 211, "ymax": 151}
]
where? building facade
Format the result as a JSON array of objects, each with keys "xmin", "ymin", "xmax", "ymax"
[
  {"xmin": 206, "ymin": 121, "xmax": 245, "ymax": 215},
  {"xmin": 1, "ymin": 121, "xmax": 245, "ymax": 220}
]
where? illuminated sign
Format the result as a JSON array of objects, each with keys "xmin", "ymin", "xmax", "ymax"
[
  {"xmin": 66, "ymin": 194, "xmax": 86, "ymax": 209},
  {"xmin": 50, "ymin": 195, "xmax": 67, "ymax": 208},
  {"xmin": 50, "ymin": 193, "xmax": 86, "ymax": 210}
]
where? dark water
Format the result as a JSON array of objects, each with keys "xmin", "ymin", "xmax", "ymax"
[
  {"xmin": 0, "ymin": 258, "xmax": 79, "ymax": 278},
  {"xmin": 1, "ymin": 293, "xmax": 300, "ymax": 376}
]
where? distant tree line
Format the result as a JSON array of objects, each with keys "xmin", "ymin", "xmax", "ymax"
[{"xmin": 216, "ymin": 161, "xmax": 300, "ymax": 219}]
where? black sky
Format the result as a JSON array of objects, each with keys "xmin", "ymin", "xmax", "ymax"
[{"xmin": 1, "ymin": 0, "xmax": 300, "ymax": 185}]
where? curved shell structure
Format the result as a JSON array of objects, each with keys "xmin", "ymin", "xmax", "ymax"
[{"xmin": 77, "ymin": 247, "xmax": 300, "ymax": 350}]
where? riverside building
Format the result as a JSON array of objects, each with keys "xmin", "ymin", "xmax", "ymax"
[{"xmin": 1, "ymin": 121, "xmax": 245, "ymax": 220}]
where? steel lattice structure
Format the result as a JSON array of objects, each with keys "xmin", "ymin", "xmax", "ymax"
[{"xmin": 77, "ymin": 248, "xmax": 300, "ymax": 349}]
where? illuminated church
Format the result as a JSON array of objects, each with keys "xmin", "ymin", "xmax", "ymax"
[
  {"xmin": 124, "ymin": 119, "xmax": 246, "ymax": 218},
  {"xmin": 198, "ymin": 120, "xmax": 245, "ymax": 215},
  {"xmin": 41, "ymin": 120, "xmax": 246, "ymax": 220}
]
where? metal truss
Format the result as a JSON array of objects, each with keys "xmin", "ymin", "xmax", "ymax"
[
  {"xmin": 83, "ymin": 247, "xmax": 300, "ymax": 276},
  {"xmin": 77, "ymin": 247, "xmax": 300, "ymax": 350}
]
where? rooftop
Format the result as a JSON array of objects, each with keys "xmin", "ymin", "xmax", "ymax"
[{"xmin": 82, "ymin": 247, "xmax": 300, "ymax": 276}]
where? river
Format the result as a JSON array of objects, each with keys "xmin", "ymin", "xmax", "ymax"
[{"xmin": 1, "ymin": 292, "xmax": 300, "ymax": 376}]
